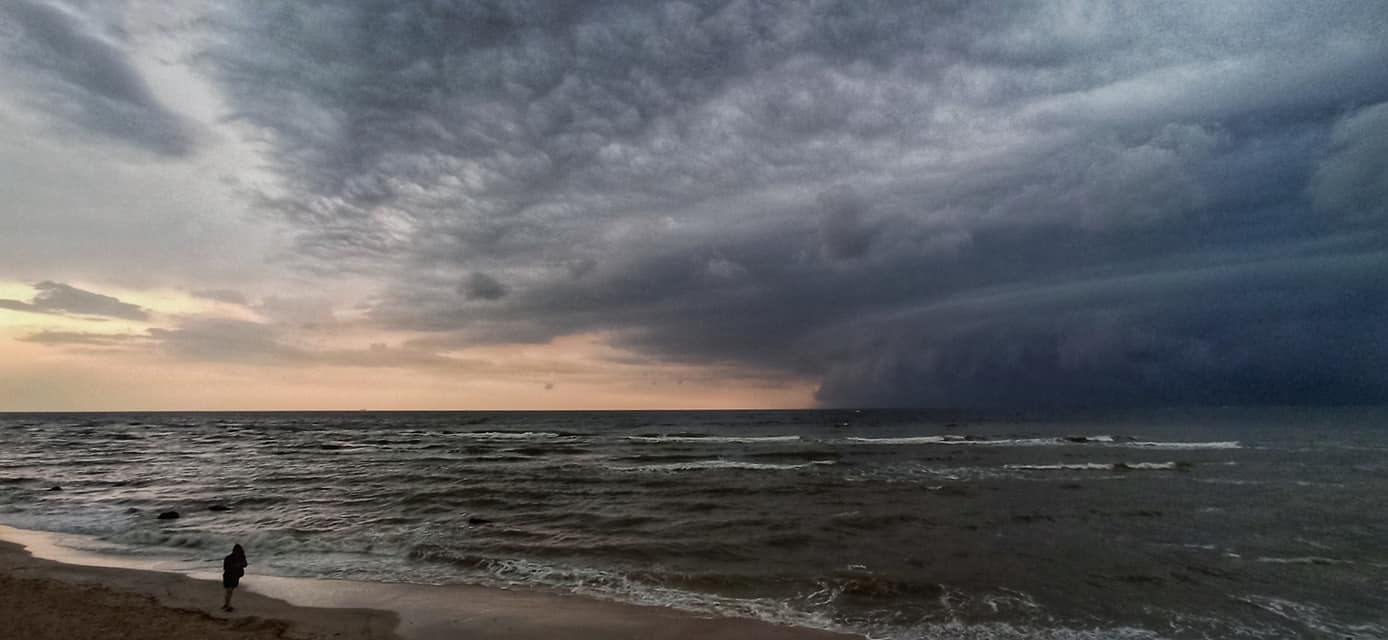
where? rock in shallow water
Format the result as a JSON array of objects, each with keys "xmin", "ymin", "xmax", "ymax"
[{"xmin": 156, "ymin": 511, "xmax": 180, "ymax": 520}]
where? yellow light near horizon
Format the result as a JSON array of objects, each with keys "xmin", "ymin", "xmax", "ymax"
[
  {"xmin": 0, "ymin": 281, "xmax": 819, "ymax": 411},
  {"xmin": 0, "ymin": 279, "xmax": 234, "ymax": 329},
  {"xmin": 0, "ymin": 281, "xmax": 34, "ymax": 300}
]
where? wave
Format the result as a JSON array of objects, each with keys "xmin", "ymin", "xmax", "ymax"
[
  {"xmin": 406, "ymin": 547, "xmax": 849, "ymax": 635},
  {"xmin": 1005, "ymin": 462, "xmax": 1188, "ymax": 471},
  {"xmin": 1120, "ymin": 441, "xmax": 1241, "ymax": 450},
  {"xmin": 612, "ymin": 453, "xmax": 711, "ymax": 463},
  {"xmin": 846, "ymin": 435, "xmax": 1084, "ymax": 446},
  {"xmin": 409, "ymin": 548, "xmax": 1171, "ymax": 640},
  {"xmin": 613, "ymin": 459, "xmax": 836, "ymax": 472},
  {"xmin": 1236, "ymin": 595, "xmax": 1387, "ymax": 639},
  {"xmin": 1254, "ymin": 556, "xmax": 1353, "ymax": 565},
  {"xmin": 845, "ymin": 436, "xmax": 957, "ymax": 445},
  {"xmin": 744, "ymin": 450, "xmax": 842, "ymax": 461},
  {"xmin": 453, "ymin": 431, "xmax": 569, "ymax": 440},
  {"xmin": 844, "ymin": 435, "xmax": 1240, "ymax": 450},
  {"xmin": 625, "ymin": 435, "xmax": 802, "ymax": 444},
  {"xmin": 77, "ymin": 526, "xmax": 365, "ymax": 558}
]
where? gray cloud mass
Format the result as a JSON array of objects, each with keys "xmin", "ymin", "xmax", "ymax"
[
  {"xmin": 196, "ymin": 0, "xmax": 1388, "ymax": 407},
  {"xmin": 10, "ymin": 1, "xmax": 1385, "ymax": 407},
  {"xmin": 0, "ymin": 0, "xmax": 195, "ymax": 154}
]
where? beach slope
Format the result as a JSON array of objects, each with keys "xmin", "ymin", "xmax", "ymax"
[
  {"xmin": 0, "ymin": 538, "xmax": 401, "ymax": 640},
  {"xmin": 0, "ymin": 528, "xmax": 861, "ymax": 640}
]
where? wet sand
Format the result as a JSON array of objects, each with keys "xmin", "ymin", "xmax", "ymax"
[{"xmin": 0, "ymin": 525, "xmax": 861, "ymax": 640}]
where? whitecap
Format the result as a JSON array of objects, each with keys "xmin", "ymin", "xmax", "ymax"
[
  {"xmin": 614, "ymin": 459, "xmax": 835, "ymax": 472},
  {"xmin": 1006, "ymin": 463, "xmax": 1116, "ymax": 471},
  {"xmin": 1254, "ymin": 556, "xmax": 1351, "ymax": 565},
  {"xmin": 625, "ymin": 435, "xmax": 801, "ymax": 444},
  {"xmin": 1119, "ymin": 441, "xmax": 1241, "ymax": 450},
  {"xmin": 454, "ymin": 431, "xmax": 566, "ymax": 440},
  {"xmin": 845, "ymin": 436, "xmax": 1057, "ymax": 446},
  {"xmin": 1005, "ymin": 462, "xmax": 1182, "ymax": 471}
]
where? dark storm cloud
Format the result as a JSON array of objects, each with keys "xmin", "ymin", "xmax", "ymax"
[
  {"xmin": 0, "ymin": 0, "xmax": 194, "ymax": 154},
  {"xmin": 204, "ymin": 1, "xmax": 1388, "ymax": 407},
  {"xmin": 817, "ymin": 186, "xmax": 878, "ymax": 261},
  {"xmin": 0, "ymin": 281, "xmax": 149, "ymax": 321},
  {"xmin": 460, "ymin": 272, "xmax": 509, "ymax": 301},
  {"xmin": 1312, "ymin": 102, "xmax": 1388, "ymax": 223}
]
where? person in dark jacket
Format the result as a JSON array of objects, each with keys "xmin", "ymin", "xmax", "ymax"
[{"xmin": 222, "ymin": 544, "xmax": 248, "ymax": 611}]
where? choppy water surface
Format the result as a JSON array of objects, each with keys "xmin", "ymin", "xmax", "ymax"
[{"xmin": 1, "ymin": 409, "xmax": 1385, "ymax": 639}]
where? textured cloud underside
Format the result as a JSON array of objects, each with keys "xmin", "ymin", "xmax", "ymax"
[{"xmin": 6, "ymin": 1, "xmax": 1388, "ymax": 407}]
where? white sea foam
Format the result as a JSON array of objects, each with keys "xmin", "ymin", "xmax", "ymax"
[
  {"xmin": 1006, "ymin": 463, "xmax": 1114, "ymax": 471},
  {"xmin": 445, "ymin": 554, "xmax": 1172, "ymax": 640},
  {"xmin": 625, "ymin": 435, "xmax": 802, "ymax": 444},
  {"xmin": 455, "ymin": 431, "xmax": 566, "ymax": 440},
  {"xmin": 1254, "ymin": 556, "xmax": 1351, "ymax": 565},
  {"xmin": 1120, "ymin": 441, "xmax": 1241, "ymax": 450},
  {"xmin": 1006, "ymin": 462, "xmax": 1182, "ymax": 471},
  {"xmin": 877, "ymin": 620, "xmax": 1164, "ymax": 640},
  {"xmin": 844, "ymin": 435, "xmax": 1241, "ymax": 450},
  {"xmin": 1235, "ymin": 594, "xmax": 1388, "ymax": 638},
  {"xmin": 400, "ymin": 551, "xmax": 856, "ymax": 636},
  {"xmin": 844, "ymin": 436, "xmax": 951, "ymax": 444},
  {"xmin": 616, "ymin": 459, "xmax": 835, "ymax": 472},
  {"xmin": 1124, "ymin": 462, "xmax": 1183, "ymax": 470},
  {"xmin": 844, "ymin": 436, "xmax": 1056, "ymax": 446}
]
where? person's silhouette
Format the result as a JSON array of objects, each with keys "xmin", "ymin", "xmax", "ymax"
[{"xmin": 221, "ymin": 544, "xmax": 247, "ymax": 612}]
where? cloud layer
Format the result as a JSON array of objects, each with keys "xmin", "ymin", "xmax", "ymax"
[
  {"xmin": 0, "ymin": 281, "xmax": 149, "ymax": 321},
  {"xmin": 0, "ymin": 0, "xmax": 194, "ymax": 154},
  {"xmin": 4, "ymin": 1, "xmax": 1388, "ymax": 408}
]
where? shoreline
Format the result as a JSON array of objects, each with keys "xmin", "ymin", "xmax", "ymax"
[
  {"xmin": 0, "ymin": 531, "xmax": 401, "ymax": 640},
  {"xmin": 0, "ymin": 525, "xmax": 862, "ymax": 640}
]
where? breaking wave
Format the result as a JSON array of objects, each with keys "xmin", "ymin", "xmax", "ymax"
[
  {"xmin": 611, "ymin": 459, "xmax": 837, "ymax": 472},
  {"xmin": 1005, "ymin": 462, "xmax": 1189, "ymax": 471}
]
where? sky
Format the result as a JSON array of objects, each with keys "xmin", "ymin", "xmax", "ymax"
[{"xmin": 1, "ymin": 1, "xmax": 1385, "ymax": 411}]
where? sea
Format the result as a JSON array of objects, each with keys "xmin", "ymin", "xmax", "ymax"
[{"xmin": 0, "ymin": 408, "xmax": 1384, "ymax": 639}]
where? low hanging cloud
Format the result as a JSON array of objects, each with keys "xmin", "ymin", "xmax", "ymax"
[
  {"xmin": 0, "ymin": 281, "xmax": 149, "ymax": 321},
  {"xmin": 188, "ymin": 0, "xmax": 1388, "ymax": 408}
]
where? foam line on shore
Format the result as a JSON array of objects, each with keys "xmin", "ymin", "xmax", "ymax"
[{"xmin": 0, "ymin": 524, "xmax": 861, "ymax": 640}]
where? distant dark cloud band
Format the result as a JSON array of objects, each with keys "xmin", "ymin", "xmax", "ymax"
[{"xmin": 197, "ymin": 0, "xmax": 1388, "ymax": 407}]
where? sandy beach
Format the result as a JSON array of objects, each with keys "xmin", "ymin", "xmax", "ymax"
[
  {"xmin": 0, "ymin": 535, "xmax": 401, "ymax": 640},
  {"xmin": 0, "ymin": 526, "xmax": 861, "ymax": 640}
]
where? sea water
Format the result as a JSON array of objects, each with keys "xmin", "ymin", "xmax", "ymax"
[{"xmin": 1, "ymin": 408, "xmax": 1385, "ymax": 639}]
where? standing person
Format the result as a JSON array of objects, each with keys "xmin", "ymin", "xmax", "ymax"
[{"xmin": 222, "ymin": 544, "xmax": 248, "ymax": 612}]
